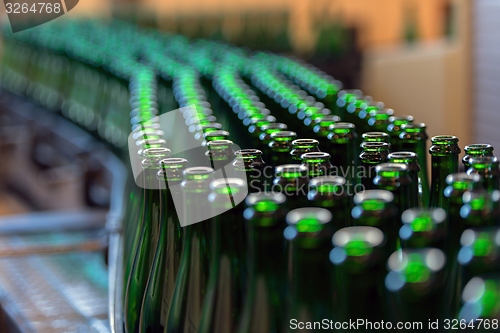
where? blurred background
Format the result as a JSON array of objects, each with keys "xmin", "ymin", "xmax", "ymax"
[{"xmin": 0, "ymin": 0, "xmax": 498, "ymax": 332}]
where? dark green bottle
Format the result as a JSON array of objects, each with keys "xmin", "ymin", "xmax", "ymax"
[
  {"xmin": 205, "ymin": 139, "xmax": 234, "ymax": 171},
  {"xmin": 124, "ymin": 147, "xmax": 170, "ymax": 333},
  {"xmin": 399, "ymin": 123, "xmax": 430, "ymax": 206},
  {"xmin": 284, "ymin": 207, "xmax": 336, "ymax": 331},
  {"xmin": 429, "ymin": 135, "xmax": 461, "ymax": 209},
  {"xmin": 237, "ymin": 192, "xmax": 288, "ymax": 333},
  {"xmin": 272, "ymin": 164, "xmax": 309, "ymax": 208},
  {"xmin": 233, "ymin": 149, "xmax": 265, "ymax": 193},
  {"xmin": 351, "ymin": 190, "xmax": 399, "ymax": 251},
  {"xmin": 258, "ymin": 123, "xmax": 288, "ymax": 147},
  {"xmin": 462, "ymin": 144, "xmax": 494, "ymax": 170},
  {"xmin": 300, "ymin": 152, "xmax": 333, "ymax": 179},
  {"xmin": 461, "ymin": 189, "xmax": 500, "ymax": 228},
  {"xmin": 140, "ymin": 158, "xmax": 188, "ymax": 333},
  {"xmin": 327, "ymin": 122, "xmax": 358, "ymax": 187},
  {"xmin": 400, "ymin": 208, "xmax": 446, "ymax": 249},
  {"xmin": 268, "ymin": 130, "xmax": 297, "ymax": 168},
  {"xmin": 359, "ymin": 142, "xmax": 390, "ymax": 191},
  {"xmin": 290, "ymin": 138, "xmax": 320, "ymax": 163},
  {"xmin": 458, "ymin": 274, "xmax": 500, "ymax": 326},
  {"xmin": 388, "ymin": 151, "xmax": 421, "ymax": 208},
  {"xmin": 199, "ymin": 178, "xmax": 248, "ymax": 333},
  {"xmin": 165, "ymin": 166, "xmax": 214, "ymax": 333},
  {"xmin": 444, "ymin": 173, "xmax": 483, "ymax": 246},
  {"xmin": 387, "ymin": 115, "xmax": 413, "ymax": 152},
  {"xmin": 330, "ymin": 226, "xmax": 388, "ymax": 321},
  {"xmin": 467, "ymin": 156, "xmax": 500, "ymax": 193},
  {"xmin": 373, "ymin": 163, "xmax": 413, "ymax": 214},
  {"xmin": 385, "ymin": 248, "xmax": 447, "ymax": 322},
  {"xmin": 365, "ymin": 107, "xmax": 394, "ymax": 134},
  {"xmin": 308, "ymin": 176, "xmax": 350, "ymax": 228},
  {"xmin": 457, "ymin": 227, "xmax": 500, "ymax": 281},
  {"xmin": 311, "ymin": 115, "xmax": 341, "ymax": 151}
]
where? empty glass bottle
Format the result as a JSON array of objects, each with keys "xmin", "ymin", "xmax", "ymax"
[
  {"xmin": 400, "ymin": 123, "xmax": 430, "ymax": 206},
  {"xmin": 165, "ymin": 166, "xmax": 214, "ymax": 333},
  {"xmin": 237, "ymin": 192, "xmax": 288, "ymax": 333},
  {"xmin": 429, "ymin": 135, "xmax": 461, "ymax": 209}
]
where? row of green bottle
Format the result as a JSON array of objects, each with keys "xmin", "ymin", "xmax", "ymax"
[{"xmin": 0, "ymin": 18, "xmax": 499, "ymax": 333}]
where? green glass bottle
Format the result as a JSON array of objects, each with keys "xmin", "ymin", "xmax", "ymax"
[
  {"xmin": 124, "ymin": 147, "xmax": 170, "ymax": 333},
  {"xmin": 387, "ymin": 115, "xmax": 413, "ymax": 152},
  {"xmin": 429, "ymin": 135, "xmax": 461, "ymax": 209},
  {"xmin": 300, "ymin": 152, "xmax": 333, "ymax": 179},
  {"xmin": 330, "ymin": 226, "xmax": 388, "ymax": 321},
  {"xmin": 460, "ymin": 189, "xmax": 500, "ymax": 228},
  {"xmin": 385, "ymin": 248, "xmax": 447, "ymax": 322},
  {"xmin": 312, "ymin": 115, "xmax": 341, "ymax": 151},
  {"xmin": 272, "ymin": 164, "xmax": 309, "ymax": 208},
  {"xmin": 400, "ymin": 123, "xmax": 430, "ymax": 206},
  {"xmin": 400, "ymin": 208, "xmax": 446, "ymax": 249},
  {"xmin": 205, "ymin": 139, "xmax": 234, "ymax": 171},
  {"xmin": 165, "ymin": 166, "xmax": 214, "ymax": 333},
  {"xmin": 237, "ymin": 192, "xmax": 288, "ymax": 333},
  {"xmin": 233, "ymin": 149, "xmax": 265, "ymax": 193},
  {"xmin": 290, "ymin": 139, "xmax": 320, "ymax": 163},
  {"xmin": 457, "ymin": 227, "xmax": 500, "ymax": 285},
  {"xmin": 308, "ymin": 176, "xmax": 350, "ymax": 228},
  {"xmin": 327, "ymin": 122, "xmax": 358, "ymax": 188},
  {"xmin": 467, "ymin": 156, "xmax": 500, "ymax": 193},
  {"xmin": 359, "ymin": 142, "xmax": 390, "ymax": 191},
  {"xmin": 388, "ymin": 151, "xmax": 421, "ymax": 208},
  {"xmin": 373, "ymin": 163, "xmax": 413, "ymax": 214},
  {"xmin": 351, "ymin": 190, "xmax": 399, "ymax": 251},
  {"xmin": 199, "ymin": 178, "xmax": 248, "ymax": 333},
  {"xmin": 462, "ymin": 144, "xmax": 494, "ymax": 170},
  {"xmin": 202, "ymin": 130, "xmax": 230, "ymax": 147},
  {"xmin": 140, "ymin": 158, "xmax": 188, "ymax": 333},
  {"xmin": 268, "ymin": 130, "xmax": 297, "ymax": 168},
  {"xmin": 284, "ymin": 208, "xmax": 336, "ymax": 331}
]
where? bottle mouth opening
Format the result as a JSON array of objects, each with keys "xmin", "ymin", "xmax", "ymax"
[
  {"xmin": 245, "ymin": 192, "xmax": 286, "ymax": 208},
  {"xmin": 387, "ymin": 249, "xmax": 446, "ymax": 274},
  {"xmin": 332, "ymin": 226, "xmax": 384, "ymax": 249},
  {"xmin": 301, "ymin": 152, "xmax": 331, "ymax": 160},
  {"xmin": 363, "ymin": 132, "xmax": 389, "ymax": 138},
  {"xmin": 235, "ymin": 149, "xmax": 262, "ymax": 158},
  {"xmin": 389, "ymin": 115, "xmax": 414, "ymax": 123},
  {"xmin": 183, "ymin": 166, "xmax": 214, "ymax": 180},
  {"xmin": 431, "ymin": 135, "xmax": 459, "ymax": 143},
  {"xmin": 292, "ymin": 139, "xmax": 319, "ymax": 147},
  {"xmin": 446, "ymin": 173, "xmax": 481, "ymax": 185},
  {"xmin": 286, "ymin": 207, "xmax": 332, "ymax": 228},
  {"xmin": 464, "ymin": 144, "xmax": 493, "ymax": 152},
  {"xmin": 401, "ymin": 208, "xmax": 447, "ymax": 225}
]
